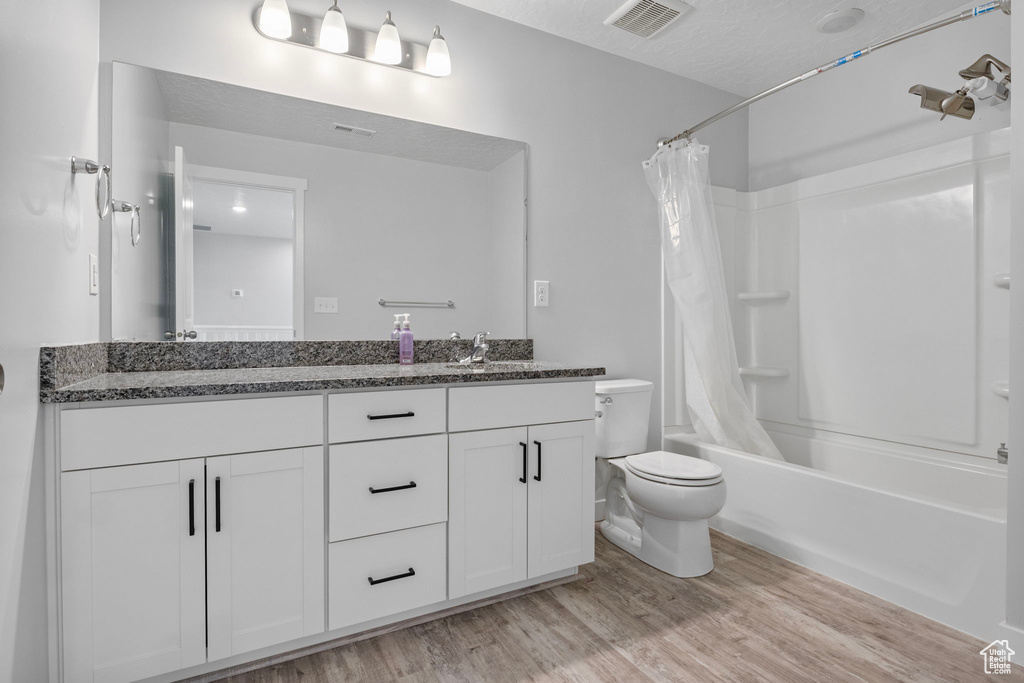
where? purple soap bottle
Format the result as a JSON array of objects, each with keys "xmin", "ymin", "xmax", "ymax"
[{"xmin": 399, "ymin": 314, "xmax": 414, "ymax": 365}]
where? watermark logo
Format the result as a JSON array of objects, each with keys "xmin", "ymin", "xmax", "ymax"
[{"xmin": 981, "ymin": 640, "xmax": 1015, "ymax": 675}]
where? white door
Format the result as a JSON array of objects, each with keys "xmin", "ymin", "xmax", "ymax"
[
  {"xmin": 61, "ymin": 460, "xmax": 206, "ymax": 683},
  {"xmin": 448, "ymin": 427, "xmax": 528, "ymax": 599},
  {"xmin": 527, "ymin": 421, "xmax": 595, "ymax": 578},
  {"xmin": 174, "ymin": 146, "xmax": 195, "ymax": 339},
  {"xmin": 206, "ymin": 447, "xmax": 324, "ymax": 661}
]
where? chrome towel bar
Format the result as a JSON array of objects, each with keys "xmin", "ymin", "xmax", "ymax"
[{"xmin": 378, "ymin": 298, "xmax": 455, "ymax": 308}]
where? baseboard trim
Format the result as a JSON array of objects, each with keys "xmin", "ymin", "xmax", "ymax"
[{"xmin": 182, "ymin": 573, "xmax": 583, "ymax": 683}]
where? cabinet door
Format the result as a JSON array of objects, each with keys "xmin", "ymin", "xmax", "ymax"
[
  {"xmin": 206, "ymin": 447, "xmax": 325, "ymax": 661},
  {"xmin": 448, "ymin": 427, "xmax": 528, "ymax": 599},
  {"xmin": 527, "ymin": 420, "xmax": 595, "ymax": 578},
  {"xmin": 61, "ymin": 460, "xmax": 206, "ymax": 683}
]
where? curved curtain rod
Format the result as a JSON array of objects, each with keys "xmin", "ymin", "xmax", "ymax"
[{"xmin": 661, "ymin": 0, "xmax": 1011, "ymax": 147}]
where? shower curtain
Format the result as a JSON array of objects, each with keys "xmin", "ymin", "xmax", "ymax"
[{"xmin": 644, "ymin": 141, "xmax": 782, "ymax": 460}]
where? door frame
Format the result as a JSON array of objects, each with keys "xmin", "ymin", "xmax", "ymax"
[{"xmin": 188, "ymin": 164, "xmax": 307, "ymax": 340}]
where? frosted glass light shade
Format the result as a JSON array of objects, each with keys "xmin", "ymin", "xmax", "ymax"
[
  {"xmin": 259, "ymin": 0, "xmax": 292, "ymax": 39},
  {"xmin": 425, "ymin": 26, "xmax": 451, "ymax": 76},
  {"xmin": 374, "ymin": 12, "xmax": 403, "ymax": 65},
  {"xmin": 320, "ymin": 3, "xmax": 349, "ymax": 53}
]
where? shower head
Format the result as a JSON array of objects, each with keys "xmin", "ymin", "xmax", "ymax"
[
  {"xmin": 959, "ymin": 54, "xmax": 1011, "ymax": 82},
  {"xmin": 908, "ymin": 84, "xmax": 976, "ymax": 120}
]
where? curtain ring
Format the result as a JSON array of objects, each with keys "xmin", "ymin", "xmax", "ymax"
[
  {"xmin": 130, "ymin": 205, "xmax": 141, "ymax": 246},
  {"xmin": 96, "ymin": 165, "xmax": 111, "ymax": 220}
]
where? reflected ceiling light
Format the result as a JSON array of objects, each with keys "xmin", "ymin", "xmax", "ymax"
[
  {"xmin": 258, "ymin": 0, "xmax": 292, "ymax": 39},
  {"xmin": 252, "ymin": 5, "xmax": 450, "ymax": 77},
  {"xmin": 425, "ymin": 26, "xmax": 451, "ymax": 77},
  {"xmin": 320, "ymin": 0, "xmax": 349, "ymax": 53},
  {"xmin": 232, "ymin": 205, "xmax": 247, "ymax": 213},
  {"xmin": 374, "ymin": 11, "xmax": 403, "ymax": 65}
]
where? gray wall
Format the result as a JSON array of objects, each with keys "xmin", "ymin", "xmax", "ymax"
[
  {"xmin": 193, "ymin": 232, "xmax": 293, "ymax": 328},
  {"xmin": 747, "ymin": 1, "xmax": 1010, "ymax": 190},
  {"xmin": 0, "ymin": 1, "xmax": 100, "ymax": 681},
  {"xmin": 98, "ymin": 0, "xmax": 749, "ymax": 457}
]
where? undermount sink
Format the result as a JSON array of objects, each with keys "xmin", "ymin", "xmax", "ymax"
[{"xmin": 443, "ymin": 361, "xmax": 538, "ymax": 371}]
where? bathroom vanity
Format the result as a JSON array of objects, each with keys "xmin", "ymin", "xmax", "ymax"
[{"xmin": 41, "ymin": 341, "xmax": 603, "ymax": 683}]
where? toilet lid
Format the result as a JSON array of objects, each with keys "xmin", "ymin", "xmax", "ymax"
[{"xmin": 624, "ymin": 451, "xmax": 722, "ymax": 481}]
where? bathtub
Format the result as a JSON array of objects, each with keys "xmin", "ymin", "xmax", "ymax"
[{"xmin": 664, "ymin": 423, "xmax": 1008, "ymax": 641}]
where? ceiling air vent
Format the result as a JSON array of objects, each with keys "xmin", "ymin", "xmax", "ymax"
[
  {"xmin": 604, "ymin": 0, "xmax": 692, "ymax": 39},
  {"xmin": 333, "ymin": 123, "xmax": 376, "ymax": 138}
]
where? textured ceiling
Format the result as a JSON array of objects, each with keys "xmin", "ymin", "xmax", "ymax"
[
  {"xmin": 154, "ymin": 70, "xmax": 525, "ymax": 171},
  {"xmin": 192, "ymin": 181, "xmax": 295, "ymax": 239},
  {"xmin": 450, "ymin": 0, "xmax": 975, "ymax": 96}
]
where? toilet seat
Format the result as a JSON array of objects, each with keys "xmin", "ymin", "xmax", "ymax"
[{"xmin": 624, "ymin": 451, "xmax": 723, "ymax": 487}]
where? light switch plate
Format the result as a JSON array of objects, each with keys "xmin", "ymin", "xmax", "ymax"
[
  {"xmin": 88, "ymin": 254, "xmax": 98, "ymax": 295},
  {"xmin": 534, "ymin": 280, "xmax": 550, "ymax": 307},
  {"xmin": 315, "ymin": 297, "xmax": 339, "ymax": 313},
  {"xmin": 231, "ymin": 289, "xmax": 244, "ymax": 298}
]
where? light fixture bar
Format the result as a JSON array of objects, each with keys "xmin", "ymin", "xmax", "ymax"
[{"xmin": 253, "ymin": 7, "xmax": 438, "ymax": 77}]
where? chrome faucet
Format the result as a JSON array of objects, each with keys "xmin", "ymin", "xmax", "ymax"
[
  {"xmin": 459, "ymin": 331, "xmax": 490, "ymax": 364},
  {"xmin": 998, "ymin": 442, "xmax": 1009, "ymax": 465}
]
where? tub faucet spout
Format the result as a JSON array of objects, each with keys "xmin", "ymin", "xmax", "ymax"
[{"xmin": 998, "ymin": 443, "xmax": 1009, "ymax": 465}]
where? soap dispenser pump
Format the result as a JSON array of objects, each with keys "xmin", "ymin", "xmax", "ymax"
[
  {"xmin": 398, "ymin": 314, "xmax": 414, "ymax": 365},
  {"xmin": 391, "ymin": 314, "xmax": 402, "ymax": 340}
]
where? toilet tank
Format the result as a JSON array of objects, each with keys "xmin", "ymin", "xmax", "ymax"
[{"xmin": 595, "ymin": 379, "xmax": 654, "ymax": 458}]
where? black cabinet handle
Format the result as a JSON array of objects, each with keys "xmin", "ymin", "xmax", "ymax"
[
  {"xmin": 368, "ymin": 567, "xmax": 416, "ymax": 586},
  {"xmin": 214, "ymin": 476, "xmax": 222, "ymax": 532},
  {"xmin": 519, "ymin": 442, "xmax": 528, "ymax": 483},
  {"xmin": 188, "ymin": 479, "xmax": 195, "ymax": 537},
  {"xmin": 369, "ymin": 481, "xmax": 417, "ymax": 494},
  {"xmin": 534, "ymin": 440, "xmax": 542, "ymax": 482},
  {"xmin": 367, "ymin": 411, "xmax": 415, "ymax": 421}
]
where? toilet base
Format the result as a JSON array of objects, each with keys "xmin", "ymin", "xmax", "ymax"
[{"xmin": 601, "ymin": 515, "xmax": 715, "ymax": 578}]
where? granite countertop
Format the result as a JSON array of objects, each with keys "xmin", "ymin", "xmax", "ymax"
[{"xmin": 43, "ymin": 361, "xmax": 606, "ymax": 403}]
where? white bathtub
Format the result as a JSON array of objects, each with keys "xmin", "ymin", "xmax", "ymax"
[{"xmin": 664, "ymin": 424, "xmax": 1008, "ymax": 641}]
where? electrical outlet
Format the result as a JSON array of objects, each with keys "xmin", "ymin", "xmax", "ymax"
[
  {"xmin": 534, "ymin": 280, "xmax": 550, "ymax": 307},
  {"xmin": 88, "ymin": 254, "xmax": 98, "ymax": 295},
  {"xmin": 314, "ymin": 297, "xmax": 338, "ymax": 313}
]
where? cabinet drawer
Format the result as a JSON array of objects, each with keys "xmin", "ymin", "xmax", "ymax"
[
  {"xmin": 328, "ymin": 389, "xmax": 446, "ymax": 443},
  {"xmin": 448, "ymin": 381, "xmax": 595, "ymax": 432},
  {"xmin": 329, "ymin": 435, "xmax": 447, "ymax": 542},
  {"xmin": 60, "ymin": 396, "xmax": 324, "ymax": 471},
  {"xmin": 328, "ymin": 523, "xmax": 447, "ymax": 630}
]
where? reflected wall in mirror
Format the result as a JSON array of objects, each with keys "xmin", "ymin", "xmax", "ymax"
[{"xmin": 106, "ymin": 62, "xmax": 528, "ymax": 341}]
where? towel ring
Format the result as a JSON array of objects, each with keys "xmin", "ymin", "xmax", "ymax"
[
  {"xmin": 113, "ymin": 200, "xmax": 142, "ymax": 246},
  {"xmin": 71, "ymin": 157, "xmax": 112, "ymax": 219}
]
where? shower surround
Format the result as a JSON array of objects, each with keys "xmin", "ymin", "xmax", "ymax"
[{"xmin": 661, "ymin": 128, "xmax": 1011, "ymax": 641}]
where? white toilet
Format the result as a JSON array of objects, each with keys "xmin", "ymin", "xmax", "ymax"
[{"xmin": 596, "ymin": 379, "xmax": 726, "ymax": 578}]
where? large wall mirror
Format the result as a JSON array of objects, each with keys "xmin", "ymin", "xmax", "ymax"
[{"xmin": 106, "ymin": 62, "xmax": 528, "ymax": 342}]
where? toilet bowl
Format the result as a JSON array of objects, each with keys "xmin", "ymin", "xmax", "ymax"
[{"xmin": 596, "ymin": 380, "xmax": 726, "ymax": 578}]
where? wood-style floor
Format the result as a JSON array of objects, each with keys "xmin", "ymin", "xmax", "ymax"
[{"xmin": 221, "ymin": 530, "xmax": 1023, "ymax": 682}]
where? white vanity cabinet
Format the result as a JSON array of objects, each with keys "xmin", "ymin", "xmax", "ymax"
[
  {"xmin": 56, "ymin": 396, "xmax": 324, "ymax": 683},
  {"xmin": 51, "ymin": 379, "xmax": 597, "ymax": 683},
  {"xmin": 447, "ymin": 383, "xmax": 596, "ymax": 599}
]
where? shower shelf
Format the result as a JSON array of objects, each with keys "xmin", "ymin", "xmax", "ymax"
[
  {"xmin": 993, "ymin": 381, "xmax": 1010, "ymax": 399},
  {"xmin": 737, "ymin": 290, "xmax": 791, "ymax": 303},
  {"xmin": 739, "ymin": 366, "xmax": 790, "ymax": 379},
  {"xmin": 994, "ymin": 273, "xmax": 1010, "ymax": 289}
]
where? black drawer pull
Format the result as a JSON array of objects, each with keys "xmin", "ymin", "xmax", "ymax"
[
  {"xmin": 519, "ymin": 442, "xmax": 528, "ymax": 483},
  {"xmin": 188, "ymin": 479, "xmax": 196, "ymax": 536},
  {"xmin": 368, "ymin": 567, "xmax": 416, "ymax": 586},
  {"xmin": 367, "ymin": 411, "xmax": 415, "ymax": 421},
  {"xmin": 369, "ymin": 481, "xmax": 417, "ymax": 494},
  {"xmin": 215, "ymin": 476, "xmax": 222, "ymax": 532},
  {"xmin": 534, "ymin": 440, "xmax": 542, "ymax": 482}
]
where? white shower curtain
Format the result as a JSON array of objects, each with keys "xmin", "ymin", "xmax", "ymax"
[{"xmin": 644, "ymin": 141, "xmax": 782, "ymax": 460}]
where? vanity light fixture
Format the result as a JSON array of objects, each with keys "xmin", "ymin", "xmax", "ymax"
[
  {"xmin": 319, "ymin": 0, "xmax": 349, "ymax": 53},
  {"xmin": 373, "ymin": 12, "xmax": 403, "ymax": 65},
  {"xmin": 258, "ymin": 0, "xmax": 292, "ymax": 39},
  {"xmin": 252, "ymin": 4, "xmax": 450, "ymax": 77},
  {"xmin": 425, "ymin": 26, "xmax": 451, "ymax": 77}
]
